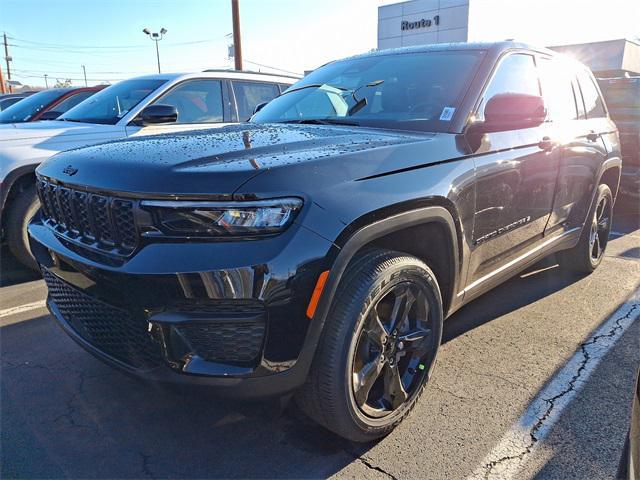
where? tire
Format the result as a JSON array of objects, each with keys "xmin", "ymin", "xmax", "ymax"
[
  {"xmin": 296, "ymin": 249, "xmax": 443, "ymax": 442},
  {"xmin": 6, "ymin": 184, "xmax": 41, "ymax": 272},
  {"xmin": 559, "ymin": 184, "xmax": 613, "ymax": 274}
]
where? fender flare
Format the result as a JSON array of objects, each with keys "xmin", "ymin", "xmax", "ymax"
[
  {"xmin": 295, "ymin": 205, "xmax": 459, "ymax": 376},
  {"xmin": 0, "ymin": 163, "xmax": 39, "ymax": 215},
  {"xmin": 597, "ymin": 156, "xmax": 622, "ymax": 200}
]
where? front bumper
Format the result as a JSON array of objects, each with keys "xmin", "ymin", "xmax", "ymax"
[{"xmin": 29, "ymin": 219, "xmax": 335, "ymax": 398}]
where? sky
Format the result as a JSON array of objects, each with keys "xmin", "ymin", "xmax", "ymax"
[{"xmin": 1, "ymin": 0, "xmax": 638, "ymax": 89}]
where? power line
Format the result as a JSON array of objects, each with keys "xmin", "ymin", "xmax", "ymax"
[{"xmin": 244, "ymin": 59, "xmax": 302, "ymax": 76}]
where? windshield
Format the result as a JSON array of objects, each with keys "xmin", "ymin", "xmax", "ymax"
[
  {"xmin": 0, "ymin": 89, "xmax": 67, "ymax": 123},
  {"xmin": 252, "ymin": 50, "xmax": 485, "ymax": 132},
  {"xmin": 61, "ymin": 79, "xmax": 166, "ymax": 125}
]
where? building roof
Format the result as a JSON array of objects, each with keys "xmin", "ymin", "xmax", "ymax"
[{"xmin": 549, "ymin": 38, "xmax": 640, "ymax": 76}]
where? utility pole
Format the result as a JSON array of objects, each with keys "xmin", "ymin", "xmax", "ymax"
[
  {"xmin": 82, "ymin": 65, "xmax": 87, "ymax": 86},
  {"xmin": 3, "ymin": 33, "xmax": 12, "ymax": 93},
  {"xmin": 231, "ymin": 0, "xmax": 243, "ymax": 71},
  {"xmin": 44, "ymin": 74, "xmax": 48, "ymax": 88},
  {"xmin": 0, "ymin": 63, "xmax": 6, "ymax": 94}
]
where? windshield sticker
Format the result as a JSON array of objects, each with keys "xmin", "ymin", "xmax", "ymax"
[{"xmin": 439, "ymin": 107, "xmax": 456, "ymax": 121}]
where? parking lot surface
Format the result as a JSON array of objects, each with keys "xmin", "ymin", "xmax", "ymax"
[{"xmin": 1, "ymin": 209, "xmax": 639, "ymax": 479}]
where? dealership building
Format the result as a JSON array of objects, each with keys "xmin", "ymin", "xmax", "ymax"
[{"xmin": 378, "ymin": 0, "xmax": 640, "ymax": 77}]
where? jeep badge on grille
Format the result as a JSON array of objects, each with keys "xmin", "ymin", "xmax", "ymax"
[{"xmin": 62, "ymin": 165, "xmax": 78, "ymax": 176}]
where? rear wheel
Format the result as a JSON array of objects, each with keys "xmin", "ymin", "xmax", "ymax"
[
  {"xmin": 559, "ymin": 184, "xmax": 613, "ymax": 274},
  {"xmin": 6, "ymin": 185, "xmax": 40, "ymax": 272},
  {"xmin": 296, "ymin": 250, "xmax": 443, "ymax": 442}
]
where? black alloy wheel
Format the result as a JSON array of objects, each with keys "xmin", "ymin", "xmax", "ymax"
[
  {"xmin": 559, "ymin": 183, "xmax": 613, "ymax": 274},
  {"xmin": 296, "ymin": 249, "xmax": 443, "ymax": 442},
  {"xmin": 351, "ymin": 282, "xmax": 435, "ymax": 418},
  {"xmin": 588, "ymin": 193, "xmax": 611, "ymax": 264}
]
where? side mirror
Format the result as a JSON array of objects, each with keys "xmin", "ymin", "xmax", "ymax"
[
  {"xmin": 253, "ymin": 102, "xmax": 268, "ymax": 115},
  {"xmin": 472, "ymin": 93, "xmax": 546, "ymax": 133},
  {"xmin": 39, "ymin": 110, "xmax": 63, "ymax": 120},
  {"xmin": 138, "ymin": 104, "xmax": 178, "ymax": 125}
]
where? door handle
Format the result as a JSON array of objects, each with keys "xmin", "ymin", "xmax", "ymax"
[
  {"xmin": 586, "ymin": 131, "xmax": 599, "ymax": 142},
  {"xmin": 538, "ymin": 136, "xmax": 555, "ymax": 151}
]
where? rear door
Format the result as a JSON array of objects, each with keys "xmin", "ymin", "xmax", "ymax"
[
  {"xmin": 230, "ymin": 81, "xmax": 281, "ymax": 121},
  {"xmin": 544, "ymin": 63, "xmax": 610, "ymax": 233},
  {"xmin": 467, "ymin": 52, "xmax": 560, "ymax": 285}
]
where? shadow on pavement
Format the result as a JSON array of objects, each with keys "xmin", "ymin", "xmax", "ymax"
[
  {"xmin": 0, "ymin": 246, "xmax": 41, "ymax": 287},
  {"xmin": 1, "ymin": 315, "xmax": 365, "ymax": 479}
]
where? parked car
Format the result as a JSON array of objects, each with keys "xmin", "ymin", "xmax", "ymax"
[
  {"xmin": 597, "ymin": 76, "xmax": 640, "ymax": 206},
  {"xmin": 29, "ymin": 42, "xmax": 621, "ymax": 442},
  {"xmin": 0, "ymin": 86, "xmax": 105, "ymax": 124},
  {"xmin": 0, "ymin": 91, "xmax": 36, "ymax": 111},
  {"xmin": 617, "ymin": 370, "xmax": 640, "ymax": 480},
  {"xmin": 0, "ymin": 70, "xmax": 296, "ymax": 269}
]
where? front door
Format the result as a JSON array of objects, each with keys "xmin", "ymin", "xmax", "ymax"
[{"xmin": 467, "ymin": 52, "xmax": 560, "ymax": 287}]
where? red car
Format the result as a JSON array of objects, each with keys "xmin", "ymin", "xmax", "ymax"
[{"xmin": 0, "ymin": 86, "xmax": 106, "ymax": 124}]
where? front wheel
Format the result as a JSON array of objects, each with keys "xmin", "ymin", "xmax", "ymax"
[
  {"xmin": 296, "ymin": 250, "xmax": 443, "ymax": 442},
  {"xmin": 6, "ymin": 184, "xmax": 41, "ymax": 272},
  {"xmin": 559, "ymin": 184, "xmax": 613, "ymax": 274}
]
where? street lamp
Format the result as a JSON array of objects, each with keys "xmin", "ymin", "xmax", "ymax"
[{"xmin": 142, "ymin": 27, "xmax": 167, "ymax": 74}]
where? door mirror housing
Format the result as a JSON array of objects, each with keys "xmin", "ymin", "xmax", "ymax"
[
  {"xmin": 138, "ymin": 104, "xmax": 178, "ymax": 125},
  {"xmin": 39, "ymin": 110, "xmax": 63, "ymax": 120},
  {"xmin": 253, "ymin": 101, "xmax": 268, "ymax": 115},
  {"xmin": 471, "ymin": 93, "xmax": 546, "ymax": 133}
]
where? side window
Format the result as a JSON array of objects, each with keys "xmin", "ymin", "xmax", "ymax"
[
  {"xmin": 478, "ymin": 53, "xmax": 540, "ymax": 121},
  {"xmin": 152, "ymin": 80, "xmax": 223, "ymax": 124},
  {"xmin": 52, "ymin": 91, "xmax": 95, "ymax": 113},
  {"xmin": 576, "ymin": 70, "xmax": 606, "ymax": 118},
  {"xmin": 538, "ymin": 57, "xmax": 578, "ymax": 121},
  {"xmin": 232, "ymin": 81, "xmax": 280, "ymax": 120}
]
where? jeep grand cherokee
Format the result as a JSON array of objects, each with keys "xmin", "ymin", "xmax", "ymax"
[{"xmin": 29, "ymin": 42, "xmax": 621, "ymax": 442}]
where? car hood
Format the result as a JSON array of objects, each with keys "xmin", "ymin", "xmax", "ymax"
[
  {"xmin": 37, "ymin": 123, "xmax": 432, "ymax": 197},
  {"xmin": 0, "ymin": 120, "xmax": 118, "ymax": 143}
]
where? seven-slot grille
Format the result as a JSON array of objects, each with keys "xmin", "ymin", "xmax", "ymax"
[{"xmin": 36, "ymin": 177, "xmax": 138, "ymax": 255}]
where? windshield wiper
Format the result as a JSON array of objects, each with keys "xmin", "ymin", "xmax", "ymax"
[
  {"xmin": 280, "ymin": 83, "xmax": 348, "ymax": 97},
  {"xmin": 281, "ymin": 118, "xmax": 360, "ymax": 126}
]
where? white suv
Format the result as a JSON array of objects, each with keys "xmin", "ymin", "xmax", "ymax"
[{"xmin": 0, "ymin": 70, "xmax": 297, "ymax": 269}]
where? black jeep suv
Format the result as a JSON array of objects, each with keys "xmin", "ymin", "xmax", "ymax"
[{"xmin": 29, "ymin": 42, "xmax": 621, "ymax": 442}]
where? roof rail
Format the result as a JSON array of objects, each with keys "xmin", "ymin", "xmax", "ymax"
[{"xmin": 202, "ymin": 68, "xmax": 301, "ymax": 79}]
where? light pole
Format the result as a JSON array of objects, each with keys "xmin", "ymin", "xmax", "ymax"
[
  {"xmin": 81, "ymin": 65, "xmax": 87, "ymax": 86},
  {"xmin": 44, "ymin": 74, "xmax": 48, "ymax": 88},
  {"xmin": 143, "ymin": 27, "xmax": 167, "ymax": 74}
]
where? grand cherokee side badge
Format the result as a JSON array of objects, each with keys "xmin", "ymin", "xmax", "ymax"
[{"xmin": 62, "ymin": 165, "xmax": 78, "ymax": 176}]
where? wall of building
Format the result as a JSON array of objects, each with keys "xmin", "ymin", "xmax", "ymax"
[{"xmin": 378, "ymin": 0, "xmax": 469, "ymax": 50}]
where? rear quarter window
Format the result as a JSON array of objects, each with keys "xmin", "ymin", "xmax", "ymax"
[{"xmin": 577, "ymin": 70, "xmax": 607, "ymax": 118}]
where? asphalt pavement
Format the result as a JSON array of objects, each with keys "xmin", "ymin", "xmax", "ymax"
[{"xmin": 1, "ymin": 207, "xmax": 639, "ymax": 479}]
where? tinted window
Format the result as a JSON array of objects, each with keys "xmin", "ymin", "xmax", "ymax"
[
  {"xmin": 49, "ymin": 90, "xmax": 96, "ymax": 114},
  {"xmin": 62, "ymin": 79, "xmax": 166, "ymax": 125},
  {"xmin": 0, "ymin": 96, "xmax": 24, "ymax": 111},
  {"xmin": 0, "ymin": 89, "xmax": 67, "ymax": 123},
  {"xmin": 478, "ymin": 54, "xmax": 540, "ymax": 121},
  {"xmin": 153, "ymin": 79, "xmax": 223, "ymax": 124},
  {"xmin": 538, "ymin": 57, "xmax": 578, "ymax": 121},
  {"xmin": 233, "ymin": 81, "xmax": 280, "ymax": 120},
  {"xmin": 252, "ymin": 51, "xmax": 485, "ymax": 133},
  {"xmin": 598, "ymin": 80, "xmax": 640, "ymax": 109},
  {"xmin": 577, "ymin": 70, "xmax": 606, "ymax": 118}
]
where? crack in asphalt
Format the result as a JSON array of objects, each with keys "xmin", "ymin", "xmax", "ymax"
[
  {"xmin": 481, "ymin": 302, "xmax": 639, "ymax": 479},
  {"xmin": 343, "ymin": 446, "xmax": 399, "ymax": 480}
]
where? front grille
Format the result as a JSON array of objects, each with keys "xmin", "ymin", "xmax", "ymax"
[
  {"xmin": 43, "ymin": 270, "xmax": 162, "ymax": 369},
  {"xmin": 174, "ymin": 322, "xmax": 265, "ymax": 364},
  {"xmin": 36, "ymin": 178, "xmax": 138, "ymax": 256}
]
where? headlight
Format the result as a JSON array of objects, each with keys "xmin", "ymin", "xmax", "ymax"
[{"xmin": 140, "ymin": 198, "xmax": 303, "ymax": 238}]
